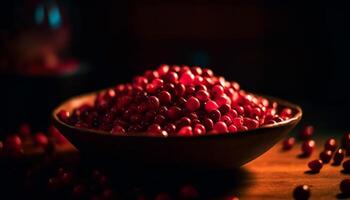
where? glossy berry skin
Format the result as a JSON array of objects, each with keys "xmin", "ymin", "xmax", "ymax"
[
  {"xmin": 301, "ymin": 140, "xmax": 316, "ymax": 157},
  {"xmin": 4, "ymin": 135, "xmax": 22, "ymax": 152},
  {"xmin": 57, "ymin": 110, "xmax": 70, "ymax": 124},
  {"xmin": 205, "ymin": 100, "xmax": 219, "ymax": 113},
  {"xmin": 299, "ymin": 125, "xmax": 314, "ymax": 140},
  {"xmin": 343, "ymin": 159, "xmax": 350, "ymax": 172},
  {"xmin": 307, "ymin": 159, "xmax": 323, "ymax": 173},
  {"xmin": 178, "ymin": 126, "xmax": 193, "ymax": 136},
  {"xmin": 282, "ymin": 137, "xmax": 296, "ymax": 150},
  {"xmin": 186, "ymin": 97, "xmax": 201, "ymax": 112},
  {"xmin": 319, "ymin": 150, "xmax": 333, "ymax": 164},
  {"xmin": 340, "ymin": 179, "xmax": 350, "ymax": 195},
  {"xmin": 324, "ymin": 137, "xmax": 338, "ymax": 152},
  {"xmin": 34, "ymin": 132, "xmax": 49, "ymax": 147},
  {"xmin": 333, "ymin": 148, "xmax": 345, "ymax": 165},
  {"xmin": 213, "ymin": 122, "xmax": 228, "ymax": 133},
  {"xmin": 293, "ymin": 185, "xmax": 311, "ymax": 200}
]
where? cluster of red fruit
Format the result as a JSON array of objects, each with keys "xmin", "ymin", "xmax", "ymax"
[
  {"xmin": 58, "ymin": 65, "xmax": 293, "ymax": 136},
  {"xmin": 0, "ymin": 123, "xmax": 67, "ymax": 157},
  {"xmin": 281, "ymin": 126, "xmax": 350, "ymax": 199}
]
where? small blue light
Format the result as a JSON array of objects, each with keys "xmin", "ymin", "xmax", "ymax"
[
  {"xmin": 49, "ymin": 5, "xmax": 62, "ymax": 29},
  {"xmin": 191, "ymin": 51, "xmax": 210, "ymax": 66},
  {"xmin": 34, "ymin": 4, "xmax": 45, "ymax": 25}
]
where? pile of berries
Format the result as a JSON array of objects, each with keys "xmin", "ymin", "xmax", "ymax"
[{"xmin": 58, "ymin": 65, "xmax": 293, "ymax": 136}]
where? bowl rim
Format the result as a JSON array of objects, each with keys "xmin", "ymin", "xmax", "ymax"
[{"xmin": 52, "ymin": 89, "xmax": 302, "ymax": 140}]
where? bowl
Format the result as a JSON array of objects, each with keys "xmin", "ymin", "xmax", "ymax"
[{"xmin": 52, "ymin": 90, "xmax": 302, "ymax": 169}]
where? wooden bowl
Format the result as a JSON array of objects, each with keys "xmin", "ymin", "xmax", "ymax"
[{"xmin": 52, "ymin": 91, "xmax": 302, "ymax": 169}]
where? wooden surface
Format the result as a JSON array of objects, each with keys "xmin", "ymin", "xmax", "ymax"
[
  {"xmin": 19, "ymin": 134, "xmax": 349, "ymax": 200},
  {"xmin": 242, "ymin": 136, "xmax": 349, "ymax": 200}
]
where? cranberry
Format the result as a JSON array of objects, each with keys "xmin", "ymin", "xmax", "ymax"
[
  {"xmin": 57, "ymin": 110, "xmax": 70, "ymax": 124},
  {"xmin": 158, "ymin": 64, "xmax": 170, "ymax": 76},
  {"xmin": 343, "ymin": 159, "xmax": 350, "ymax": 172},
  {"xmin": 111, "ymin": 125, "xmax": 125, "ymax": 135},
  {"xmin": 211, "ymin": 85, "xmax": 224, "ymax": 97},
  {"xmin": 340, "ymin": 179, "xmax": 350, "ymax": 195},
  {"xmin": 147, "ymin": 96, "xmax": 160, "ymax": 110},
  {"xmin": 186, "ymin": 97, "xmax": 201, "ymax": 112},
  {"xmin": 214, "ymin": 121, "xmax": 228, "ymax": 133},
  {"xmin": 205, "ymin": 100, "xmax": 219, "ymax": 113},
  {"xmin": 164, "ymin": 123, "xmax": 176, "ymax": 134},
  {"xmin": 19, "ymin": 123, "xmax": 31, "ymax": 137},
  {"xmin": 179, "ymin": 184, "xmax": 199, "ymax": 199},
  {"xmin": 324, "ymin": 137, "xmax": 338, "ymax": 152},
  {"xmin": 243, "ymin": 118, "xmax": 259, "ymax": 129},
  {"xmin": 280, "ymin": 108, "xmax": 292, "ymax": 119},
  {"xmin": 4, "ymin": 135, "xmax": 22, "ymax": 152},
  {"xmin": 228, "ymin": 125, "xmax": 238, "ymax": 133},
  {"xmin": 307, "ymin": 159, "xmax": 323, "ymax": 173},
  {"xmin": 167, "ymin": 106, "xmax": 182, "ymax": 120},
  {"xmin": 178, "ymin": 126, "xmax": 193, "ymax": 136},
  {"xmin": 180, "ymin": 71, "xmax": 195, "ymax": 85},
  {"xmin": 195, "ymin": 90, "xmax": 210, "ymax": 101},
  {"xmin": 175, "ymin": 83, "xmax": 186, "ymax": 97},
  {"xmin": 202, "ymin": 68, "xmax": 213, "ymax": 77},
  {"xmin": 202, "ymin": 118, "xmax": 214, "ymax": 131},
  {"xmin": 193, "ymin": 124, "xmax": 206, "ymax": 135},
  {"xmin": 319, "ymin": 150, "xmax": 333, "ymax": 163},
  {"xmin": 219, "ymin": 104, "xmax": 231, "ymax": 115},
  {"xmin": 301, "ymin": 140, "xmax": 315, "ymax": 157},
  {"xmin": 293, "ymin": 185, "xmax": 310, "ymax": 200},
  {"xmin": 299, "ymin": 125, "xmax": 314, "ymax": 140},
  {"xmin": 165, "ymin": 71, "xmax": 179, "ymax": 84},
  {"xmin": 282, "ymin": 137, "xmax": 296, "ymax": 150},
  {"xmin": 158, "ymin": 91, "xmax": 172, "ymax": 105},
  {"xmin": 333, "ymin": 148, "xmax": 345, "ymax": 165},
  {"xmin": 232, "ymin": 117, "xmax": 243, "ymax": 128},
  {"xmin": 221, "ymin": 115, "xmax": 232, "ymax": 125},
  {"xmin": 209, "ymin": 110, "xmax": 221, "ymax": 122},
  {"xmin": 34, "ymin": 132, "xmax": 49, "ymax": 147}
]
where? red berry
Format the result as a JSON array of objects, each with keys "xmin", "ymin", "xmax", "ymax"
[
  {"xmin": 4, "ymin": 135, "xmax": 22, "ymax": 152},
  {"xmin": 324, "ymin": 137, "xmax": 338, "ymax": 152},
  {"xmin": 211, "ymin": 85, "xmax": 224, "ymax": 97},
  {"xmin": 195, "ymin": 90, "xmax": 210, "ymax": 101},
  {"xmin": 205, "ymin": 100, "xmax": 219, "ymax": 113},
  {"xmin": 111, "ymin": 125, "xmax": 125, "ymax": 135},
  {"xmin": 307, "ymin": 159, "xmax": 323, "ymax": 173},
  {"xmin": 193, "ymin": 124, "xmax": 206, "ymax": 135},
  {"xmin": 319, "ymin": 150, "xmax": 333, "ymax": 163},
  {"xmin": 57, "ymin": 110, "xmax": 70, "ymax": 124},
  {"xmin": 158, "ymin": 64, "xmax": 170, "ymax": 76},
  {"xmin": 282, "ymin": 137, "xmax": 296, "ymax": 150},
  {"xmin": 186, "ymin": 97, "xmax": 201, "ymax": 112},
  {"xmin": 333, "ymin": 148, "xmax": 345, "ymax": 165},
  {"xmin": 164, "ymin": 123, "xmax": 176, "ymax": 135},
  {"xmin": 178, "ymin": 126, "xmax": 193, "ymax": 136},
  {"xmin": 165, "ymin": 71, "xmax": 179, "ymax": 84},
  {"xmin": 158, "ymin": 91, "xmax": 172, "ymax": 105},
  {"xmin": 34, "ymin": 132, "xmax": 49, "ymax": 147},
  {"xmin": 179, "ymin": 71, "xmax": 195, "ymax": 85},
  {"xmin": 299, "ymin": 125, "xmax": 314, "ymax": 140},
  {"xmin": 221, "ymin": 115, "xmax": 232, "ymax": 126},
  {"xmin": 167, "ymin": 106, "xmax": 182, "ymax": 120},
  {"xmin": 202, "ymin": 118, "xmax": 214, "ymax": 131},
  {"xmin": 19, "ymin": 123, "xmax": 31, "ymax": 137},
  {"xmin": 293, "ymin": 185, "xmax": 310, "ymax": 200},
  {"xmin": 301, "ymin": 140, "xmax": 316, "ymax": 157},
  {"xmin": 243, "ymin": 118, "xmax": 259, "ymax": 129},
  {"xmin": 147, "ymin": 96, "xmax": 160, "ymax": 110},
  {"xmin": 214, "ymin": 121, "xmax": 228, "ymax": 133},
  {"xmin": 340, "ymin": 179, "xmax": 350, "ymax": 195},
  {"xmin": 228, "ymin": 125, "xmax": 238, "ymax": 133}
]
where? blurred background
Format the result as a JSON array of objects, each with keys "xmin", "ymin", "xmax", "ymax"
[{"xmin": 0, "ymin": 0, "xmax": 348, "ymax": 133}]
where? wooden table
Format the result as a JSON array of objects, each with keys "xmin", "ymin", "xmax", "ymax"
[
  {"xmin": 242, "ymin": 135, "xmax": 349, "ymax": 200},
  {"xmin": 11, "ymin": 133, "xmax": 350, "ymax": 200}
]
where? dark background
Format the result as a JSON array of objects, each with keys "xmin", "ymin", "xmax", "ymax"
[{"xmin": 0, "ymin": 0, "xmax": 348, "ymax": 133}]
